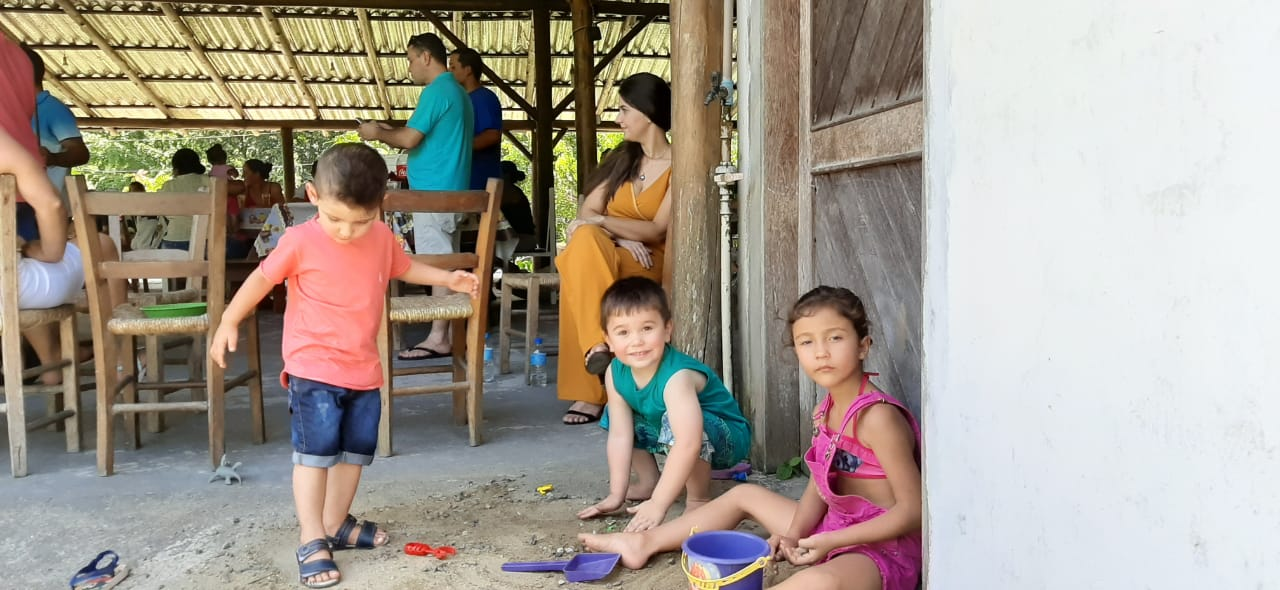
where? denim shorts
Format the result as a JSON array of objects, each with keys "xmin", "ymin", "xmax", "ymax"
[
  {"xmin": 287, "ymin": 375, "xmax": 381, "ymax": 467},
  {"xmin": 633, "ymin": 411, "xmax": 742, "ymax": 470},
  {"xmin": 16, "ymin": 203, "xmax": 38, "ymax": 241}
]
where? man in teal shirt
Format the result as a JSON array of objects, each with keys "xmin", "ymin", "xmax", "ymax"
[{"xmin": 359, "ymin": 32, "xmax": 473, "ymax": 360}]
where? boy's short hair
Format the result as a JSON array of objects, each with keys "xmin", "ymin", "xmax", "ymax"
[
  {"xmin": 600, "ymin": 276, "xmax": 671, "ymax": 329},
  {"xmin": 312, "ymin": 143, "xmax": 387, "ymax": 209}
]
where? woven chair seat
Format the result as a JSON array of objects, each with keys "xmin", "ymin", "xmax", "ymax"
[
  {"xmin": 0, "ymin": 304, "xmax": 76, "ymax": 333},
  {"xmin": 388, "ymin": 293, "xmax": 475, "ymax": 324},
  {"xmin": 74, "ymin": 288, "xmax": 202, "ymax": 314},
  {"xmin": 502, "ymin": 272, "xmax": 560, "ymax": 288},
  {"xmin": 108, "ymin": 304, "xmax": 208, "ymax": 336}
]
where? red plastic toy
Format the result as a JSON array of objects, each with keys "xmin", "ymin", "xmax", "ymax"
[{"xmin": 404, "ymin": 543, "xmax": 457, "ymax": 560}]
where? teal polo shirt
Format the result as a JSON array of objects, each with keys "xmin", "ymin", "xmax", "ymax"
[{"xmin": 406, "ymin": 72, "xmax": 473, "ymax": 191}]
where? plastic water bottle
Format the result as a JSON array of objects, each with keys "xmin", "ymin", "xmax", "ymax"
[
  {"xmin": 483, "ymin": 335, "xmax": 497, "ymax": 383},
  {"xmin": 529, "ymin": 338, "xmax": 548, "ymax": 387}
]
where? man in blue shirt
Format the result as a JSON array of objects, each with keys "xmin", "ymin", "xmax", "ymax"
[
  {"xmin": 448, "ymin": 47, "xmax": 503, "ymax": 191},
  {"xmin": 358, "ymin": 32, "xmax": 473, "ymax": 360},
  {"xmin": 23, "ymin": 46, "xmax": 89, "ymax": 226}
]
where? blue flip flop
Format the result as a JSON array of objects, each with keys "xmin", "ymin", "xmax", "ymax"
[{"xmin": 70, "ymin": 550, "xmax": 130, "ymax": 590}]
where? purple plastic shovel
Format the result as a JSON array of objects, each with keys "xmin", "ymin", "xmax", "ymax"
[{"xmin": 501, "ymin": 552, "xmax": 621, "ymax": 583}]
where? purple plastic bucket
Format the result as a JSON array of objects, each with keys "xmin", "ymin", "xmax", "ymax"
[{"xmin": 681, "ymin": 531, "xmax": 770, "ymax": 590}]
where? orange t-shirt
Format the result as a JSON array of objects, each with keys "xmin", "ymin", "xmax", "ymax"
[{"xmin": 258, "ymin": 218, "xmax": 412, "ymax": 390}]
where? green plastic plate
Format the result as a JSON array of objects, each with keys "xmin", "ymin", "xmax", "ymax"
[{"xmin": 140, "ymin": 302, "xmax": 207, "ymax": 318}]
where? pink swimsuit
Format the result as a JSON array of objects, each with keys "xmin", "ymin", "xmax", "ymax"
[{"xmin": 802, "ymin": 373, "xmax": 922, "ymax": 590}]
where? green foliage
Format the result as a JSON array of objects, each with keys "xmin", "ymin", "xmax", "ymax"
[
  {"xmin": 77, "ymin": 129, "xmax": 384, "ymax": 192},
  {"xmin": 776, "ymin": 456, "xmax": 805, "ymax": 480},
  {"xmin": 75, "ymin": 127, "xmax": 626, "ymax": 249}
]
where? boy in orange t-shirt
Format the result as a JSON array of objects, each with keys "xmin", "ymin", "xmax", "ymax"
[{"xmin": 211, "ymin": 143, "xmax": 479, "ymax": 589}]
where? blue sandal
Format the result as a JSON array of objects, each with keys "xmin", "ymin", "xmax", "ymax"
[
  {"xmin": 327, "ymin": 514, "xmax": 386, "ymax": 551},
  {"xmin": 296, "ymin": 539, "xmax": 340, "ymax": 589},
  {"xmin": 70, "ymin": 550, "xmax": 130, "ymax": 590}
]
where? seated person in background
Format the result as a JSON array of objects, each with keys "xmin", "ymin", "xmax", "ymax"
[
  {"xmin": 577, "ymin": 277, "xmax": 751, "ymax": 532},
  {"xmin": 555, "ymin": 72, "xmax": 673, "ymax": 425},
  {"xmin": 158, "ymin": 148, "xmax": 208, "ymax": 251},
  {"xmin": 242, "ymin": 159, "xmax": 285, "ymax": 208},
  {"xmin": 499, "ymin": 160, "xmax": 537, "ymax": 249}
]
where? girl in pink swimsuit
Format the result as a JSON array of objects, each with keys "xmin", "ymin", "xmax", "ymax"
[{"xmin": 579, "ymin": 286, "xmax": 922, "ymax": 590}]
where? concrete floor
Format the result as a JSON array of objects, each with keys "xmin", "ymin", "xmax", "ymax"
[{"xmin": 0, "ymin": 310, "xmax": 610, "ymax": 587}]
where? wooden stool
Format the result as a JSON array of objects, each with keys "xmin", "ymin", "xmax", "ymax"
[{"xmin": 497, "ymin": 273, "xmax": 560, "ymax": 383}]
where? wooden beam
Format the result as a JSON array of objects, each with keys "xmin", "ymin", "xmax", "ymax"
[
  {"xmin": 503, "ymin": 129, "xmax": 532, "ymax": 160},
  {"xmin": 532, "ymin": 7, "xmax": 555, "ymax": 252},
  {"xmin": 738, "ymin": 0, "xmax": 802, "ymax": 469},
  {"xmin": 5, "ymin": 5, "xmax": 664, "ymax": 23},
  {"xmin": 356, "ymin": 9, "xmax": 394, "ymax": 120},
  {"xmin": 552, "ymin": 14, "xmax": 656, "ymax": 116},
  {"xmin": 421, "ymin": 10, "xmax": 537, "ymax": 118},
  {"xmin": 186, "ymin": 0, "xmax": 669, "ymax": 16},
  {"xmin": 571, "ymin": 0, "xmax": 598, "ymax": 189},
  {"xmin": 552, "ymin": 128, "xmax": 568, "ymax": 148},
  {"xmin": 30, "ymin": 44, "xmax": 669, "ymax": 62},
  {"xmin": 523, "ymin": 12, "xmax": 537, "ymax": 103},
  {"xmin": 669, "ymin": 0, "xmax": 724, "ymax": 367},
  {"xmin": 157, "ymin": 3, "xmax": 246, "ymax": 119},
  {"xmin": 0, "ymin": 19, "xmax": 97, "ymax": 116},
  {"xmin": 74, "ymin": 117, "xmax": 610, "ymax": 131},
  {"xmin": 282, "ymin": 127, "xmax": 296, "ymax": 200},
  {"xmin": 52, "ymin": 0, "xmax": 172, "ymax": 117},
  {"xmin": 259, "ymin": 7, "xmax": 321, "ymax": 120}
]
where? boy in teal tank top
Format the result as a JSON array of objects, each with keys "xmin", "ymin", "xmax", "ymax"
[{"xmin": 576, "ymin": 277, "xmax": 752, "ymax": 532}]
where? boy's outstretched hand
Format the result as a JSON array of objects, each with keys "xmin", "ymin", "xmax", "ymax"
[
  {"xmin": 577, "ymin": 495, "xmax": 626, "ymax": 520},
  {"xmin": 448, "ymin": 270, "xmax": 481, "ymax": 298},
  {"xmin": 209, "ymin": 322, "xmax": 239, "ymax": 369}
]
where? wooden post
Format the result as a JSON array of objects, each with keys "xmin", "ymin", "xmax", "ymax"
[
  {"xmin": 737, "ymin": 0, "xmax": 801, "ymax": 469},
  {"xmin": 533, "ymin": 8, "xmax": 555, "ymax": 253},
  {"xmin": 669, "ymin": 0, "xmax": 724, "ymax": 368},
  {"xmin": 571, "ymin": 0, "xmax": 598, "ymax": 192},
  {"xmin": 281, "ymin": 127, "xmax": 296, "ymax": 200}
]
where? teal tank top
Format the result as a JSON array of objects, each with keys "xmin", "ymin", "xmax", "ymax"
[{"xmin": 601, "ymin": 345, "xmax": 751, "ymax": 456}]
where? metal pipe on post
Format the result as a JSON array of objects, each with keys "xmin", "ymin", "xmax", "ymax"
[{"xmin": 570, "ymin": 0, "xmax": 598, "ymax": 191}]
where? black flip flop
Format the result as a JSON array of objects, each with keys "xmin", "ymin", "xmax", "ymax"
[
  {"xmin": 584, "ymin": 349, "xmax": 614, "ymax": 375},
  {"xmin": 397, "ymin": 346, "xmax": 450, "ymax": 361},
  {"xmin": 563, "ymin": 409, "xmax": 601, "ymax": 425}
]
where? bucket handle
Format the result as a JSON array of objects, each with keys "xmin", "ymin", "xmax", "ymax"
[{"xmin": 681, "ymin": 554, "xmax": 771, "ymax": 589}]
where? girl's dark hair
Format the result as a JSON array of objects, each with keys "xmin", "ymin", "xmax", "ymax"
[
  {"xmin": 583, "ymin": 73, "xmax": 671, "ymax": 202},
  {"xmin": 788, "ymin": 286, "xmax": 871, "ymax": 340},
  {"xmin": 172, "ymin": 148, "xmax": 206, "ymax": 175},
  {"xmin": 206, "ymin": 143, "xmax": 227, "ymax": 165},
  {"xmin": 244, "ymin": 159, "xmax": 273, "ymax": 179}
]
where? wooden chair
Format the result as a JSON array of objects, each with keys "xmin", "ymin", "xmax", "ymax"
[
  {"xmin": 497, "ymin": 272, "xmax": 560, "ymax": 382},
  {"xmin": 68, "ymin": 176, "xmax": 265, "ymax": 476},
  {"xmin": 377, "ymin": 179, "xmax": 502, "ymax": 454},
  {"xmin": 0, "ymin": 175, "xmax": 81, "ymax": 477}
]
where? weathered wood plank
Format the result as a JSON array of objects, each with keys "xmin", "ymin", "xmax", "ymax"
[
  {"xmin": 810, "ymin": 101, "xmax": 922, "ymax": 174},
  {"xmin": 873, "ymin": 0, "xmax": 922, "ymax": 110},
  {"xmin": 839, "ymin": 0, "xmax": 908, "ymax": 117},
  {"xmin": 809, "ymin": 0, "xmax": 863, "ymax": 125},
  {"xmin": 896, "ymin": 25, "xmax": 924, "ymax": 102}
]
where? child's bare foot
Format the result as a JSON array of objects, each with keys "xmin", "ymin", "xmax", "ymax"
[{"xmin": 577, "ymin": 531, "xmax": 652, "ymax": 570}]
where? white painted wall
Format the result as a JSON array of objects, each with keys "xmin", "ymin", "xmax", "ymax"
[{"xmin": 924, "ymin": 1, "xmax": 1280, "ymax": 587}]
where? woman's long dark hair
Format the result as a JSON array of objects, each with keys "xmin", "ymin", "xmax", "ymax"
[
  {"xmin": 244, "ymin": 159, "xmax": 273, "ymax": 181},
  {"xmin": 172, "ymin": 148, "xmax": 206, "ymax": 176},
  {"xmin": 584, "ymin": 73, "xmax": 671, "ymax": 202}
]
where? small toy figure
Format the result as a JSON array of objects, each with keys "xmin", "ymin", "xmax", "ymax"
[{"xmin": 209, "ymin": 454, "xmax": 243, "ymax": 485}]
